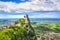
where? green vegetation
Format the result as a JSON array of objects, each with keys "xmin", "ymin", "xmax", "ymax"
[
  {"xmin": 31, "ymin": 22, "xmax": 60, "ymax": 35},
  {"xmin": 0, "ymin": 15, "xmax": 60, "ymax": 40},
  {"xmin": 0, "ymin": 27, "xmax": 36, "ymax": 40},
  {"xmin": 0, "ymin": 15, "xmax": 36, "ymax": 40}
]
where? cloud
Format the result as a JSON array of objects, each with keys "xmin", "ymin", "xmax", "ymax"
[
  {"xmin": 29, "ymin": 12, "xmax": 60, "ymax": 18},
  {"xmin": 0, "ymin": 11, "xmax": 60, "ymax": 18},
  {"xmin": 0, "ymin": 0, "xmax": 60, "ymax": 13},
  {"xmin": 0, "ymin": 15, "xmax": 24, "ymax": 18},
  {"xmin": 0, "ymin": 14, "xmax": 56, "ymax": 18}
]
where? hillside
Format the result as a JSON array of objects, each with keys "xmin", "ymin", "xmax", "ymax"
[
  {"xmin": 30, "ymin": 22, "xmax": 60, "ymax": 40},
  {"xmin": 0, "ymin": 15, "xmax": 37, "ymax": 40}
]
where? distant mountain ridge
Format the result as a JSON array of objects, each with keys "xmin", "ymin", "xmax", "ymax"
[
  {"xmin": 30, "ymin": 18, "xmax": 60, "ymax": 22},
  {"xmin": 0, "ymin": 18, "xmax": 60, "ymax": 24}
]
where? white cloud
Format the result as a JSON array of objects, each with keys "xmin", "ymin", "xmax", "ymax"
[
  {"xmin": 29, "ymin": 12, "xmax": 58, "ymax": 18},
  {"xmin": 0, "ymin": 0, "xmax": 60, "ymax": 13},
  {"xmin": 0, "ymin": 15, "xmax": 24, "ymax": 18},
  {"xmin": 7, "ymin": 15, "xmax": 24, "ymax": 18},
  {"xmin": 29, "ymin": 15, "xmax": 55, "ymax": 18},
  {"xmin": 0, "ymin": 12, "xmax": 59, "ymax": 18}
]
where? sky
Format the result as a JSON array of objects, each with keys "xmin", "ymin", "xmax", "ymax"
[{"xmin": 0, "ymin": 0, "xmax": 60, "ymax": 18}]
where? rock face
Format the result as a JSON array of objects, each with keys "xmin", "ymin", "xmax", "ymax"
[
  {"xmin": 24, "ymin": 14, "xmax": 37, "ymax": 40},
  {"xmin": 24, "ymin": 14, "xmax": 32, "ymax": 32}
]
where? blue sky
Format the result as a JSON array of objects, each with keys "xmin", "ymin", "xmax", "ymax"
[
  {"xmin": 0, "ymin": 0, "xmax": 60, "ymax": 18},
  {"xmin": 0, "ymin": 0, "xmax": 29, "ymax": 3}
]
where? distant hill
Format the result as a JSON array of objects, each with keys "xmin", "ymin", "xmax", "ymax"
[
  {"xmin": 0, "ymin": 18, "xmax": 60, "ymax": 26},
  {"xmin": 30, "ymin": 18, "xmax": 60, "ymax": 22},
  {"xmin": 0, "ymin": 18, "xmax": 19, "ymax": 26}
]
